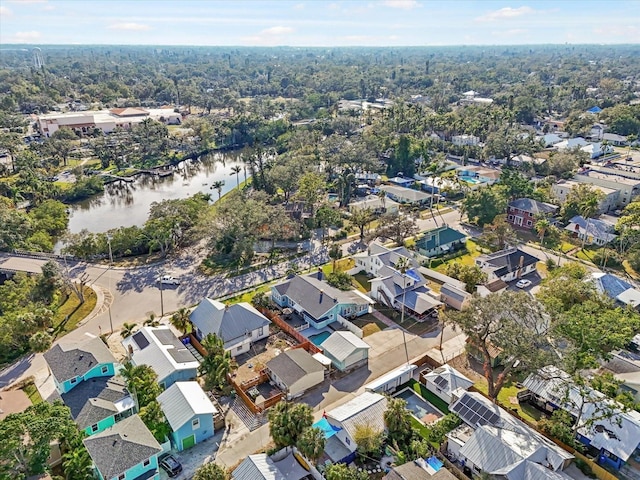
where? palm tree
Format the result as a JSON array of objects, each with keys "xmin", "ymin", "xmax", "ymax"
[
  {"xmin": 62, "ymin": 445, "xmax": 94, "ymax": 480},
  {"xmin": 296, "ymin": 427, "xmax": 326, "ymax": 464},
  {"xmin": 230, "ymin": 165, "xmax": 242, "ymax": 188},
  {"xmin": 578, "ymin": 196, "xmax": 600, "ymax": 250},
  {"xmin": 211, "ymin": 180, "xmax": 224, "ymax": 200},
  {"xmin": 384, "ymin": 397, "xmax": 413, "ymax": 450},
  {"xmin": 534, "ymin": 218, "xmax": 550, "ymax": 246},
  {"xmin": 143, "ymin": 312, "xmax": 160, "ymax": 327},
  {"xmin": 170, "ymin": 307, "xmax": 191, "ymax": 335},
  {"xmin": 120, "ymin": 322, "xmax": 138, "ymax": 339}
]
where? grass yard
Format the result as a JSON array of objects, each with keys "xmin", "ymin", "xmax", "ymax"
[
  {"xmin": 226, "ymin": 283, "xmax": 273, "ymax": 305},
  {"xmin": 405, "ymin": 379, "xmax": 450, "ymax": 414},
  {"xmin": 53, "ymin": 286, "xmax": 97, "ymax": 337},
  {"xmin": 374, "ymin": 303, "xmax": 438, "ymax": 336},
  {"xmin": 23, "ymin": 381, "xmax": 43, "ymax": 405},
  {"xmin": 433, "ymin": 239, "xmax": 482, "ymax": 273},
  {"xmin": 352, "ymin": 272, "xmax": 370, "ymax": 293},
  {"xmin": 473, "ymin": 381, "xmax": 543, "ymax": 425},
  {"xmin": 351, "ymin": 313, "xmax": 388, "ymax": 337}
]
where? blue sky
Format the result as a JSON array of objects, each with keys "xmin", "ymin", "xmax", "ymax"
[{"xmin": 1, "ymin": 0, "xmax": 639, "ymax": 46}]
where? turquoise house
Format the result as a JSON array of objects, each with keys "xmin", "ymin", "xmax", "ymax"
[
  {"xmin": 62, "ymin": 376, "xmax": 136, "ymax": 436},
  {"xmin": 44, "ymin": 337, "xmax": 119, "ymax": 395},
  {"xmin": 83, "ymin": 414, "xmax": 162, "ymax": 480},
  {"xmin": 158, "ymin": 381, "xmax": 218, "ymax": 451},
  {"xmin": 271, "ymin": 271, "xmax": 374, "ymax": 330}
]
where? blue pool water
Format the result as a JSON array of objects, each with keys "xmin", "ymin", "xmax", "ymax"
[
  {"xmin": 459, "ymin": 175, "xmax": 482, "ymax": 184},
  {"xmin": 427, "ymin": 456, "xmax": 443, "ymax": 471},
  {"xmin": 309, "ymin": 331, "xmax": 331, "ymax": 346}
]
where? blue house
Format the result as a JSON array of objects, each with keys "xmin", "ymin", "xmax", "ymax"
[
  {"xmin": 416, "ymin": 225, "xmax": 467, "ymax": 258},
  {"xmin": 271, "ymin": 271, "xmax": 374, "ymax": 330},
  {"xmin": 62, "ymin": 376, "xmax": 136, "ymax": 436},
  {"xmin": 83, "ymin": 414, "xmax": 162, "ymax": 480},
  {"xmin": 122, "ymin": 326, "xmax": 200, "ymax": 390},
  {"xmin": 44, "ymin": 337, "xmax": 119, "ymax": 394},
  {"xmin": 157, "ymin": 381, "xmax": 218, "ymax": 451}
]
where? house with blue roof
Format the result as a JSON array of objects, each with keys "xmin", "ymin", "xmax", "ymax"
[
  {"xmin": 157, "ymin": 381, "xmax": 218, "ymax": 451},
  {"xmin": 271, "ymin": 271, "xmax": 374, "ymax": 330},
  {"xmin": 587, "ymin": 106, "xmax": 603, "ymax": 114},
  {"xmin": 44, "ymin": 337, "xmax": 120, "ymax": 395},
  {"xmin": 189, "ymin": 299, "xmax": 271, "ymax": 357},
  {"xmin": 590, "ymin": 272, "xmax": 640, "ymax": 310},
  {"xmin": 416, "ymin": 225, "xmax": 467, "ymax": 257}
]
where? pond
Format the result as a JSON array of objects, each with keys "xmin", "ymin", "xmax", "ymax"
[{"xmin": 66, "ymin": 151, "xmax": 249, "ymax": 234}]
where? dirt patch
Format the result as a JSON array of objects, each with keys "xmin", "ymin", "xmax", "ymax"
[
  {"xmin": 105, "ymin": 333, "xmax": 128, "ymax": 362},
  {"xmin": 448, "ymin": 354, "xmax": 484, "ymax": 383},
  {"xmin": 233, "ymin": 333, "xmax": 296, "ymax": 385}
]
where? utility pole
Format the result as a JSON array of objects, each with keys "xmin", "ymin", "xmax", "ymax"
[
  {"xmin": 159, "ymin": 276, "xmax": 164, "ymax": 317},
  {"xmin": 397, "ymin": 257, "xmax": 411, "ymax": 365},
  {"xmin": 107, "ymin": 235, "xmax": 114, "ymax": 335}
]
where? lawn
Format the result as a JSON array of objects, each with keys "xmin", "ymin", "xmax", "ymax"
[
  {"xmin": 473, "ymin": 381, "xmax": 542, "ymax": 425},
  {"xmin": 352, "ymin": 272, "xmax": 370, "ymax": 293},
  {"xmin": 406, "ymin": 379, "xmax": 450, "ymax": 414},
  {"xmin": 433, "ymin": 239, "xmax": 482, "ymax": 272},
  {"xmin": 351, "ymin": 313, "xmax": 388, "ymax": 337},
  {"xmin": 53, "ymin": 286, "xmax": 97, "ymax": 337},
  {"xmin": 23, "ymin": 381, "xmax": 43, "ymax": 405},
  {"xmin": 226, "ymin": 283, "xmax": 273, "ymax": 305}
]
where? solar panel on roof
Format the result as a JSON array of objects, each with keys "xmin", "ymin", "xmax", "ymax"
[
  {"xmin": 168, "ymin": 347, "xmax": 197, "ymax": 364},
  {"xmin": 453, "ymin": 394, "xmax": 501, "ymax": 427},
  {"xmin": 434, "ymin": 376, "xmax": 449, "ymax": 390},
  {"xmin": 132, "ymin": 331, "xmax": 150, "ymax": 350},
  {"xmin": 153, "ymin": 329, "xmax": 177, "ymax": 346}
]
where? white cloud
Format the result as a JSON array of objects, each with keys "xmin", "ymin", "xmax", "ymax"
[
  {"xmin": 13, "ymin": 31, "xmax": 42, "ymax": 42},
  {"xmin": 293, "ymin": 3, "xmax": 305, "ymax": 10},
  {"xmin": 261, "ymin": 26, "xmax": 294, "ymax": 35},
  {"xmin": 0, "ymin": 6, "xmax": 13, "ymax": 16},
  {"xmin": 476, "ymin": 6, "xmax": 535, "ymax": 22},
  {"xmin": 42, "ymin": 4, "xmax": 55, "ymax": 10},
  {"xmin": 8, "ymin": 0, "xmax": 47, "ymax": 3},
  {"xmin": 107, "ymin": 22, "xmax": 151, "ymax": 31},
  {"xmin": 382, "ymin": 0, "xmax": 419, "ymax": 10}
]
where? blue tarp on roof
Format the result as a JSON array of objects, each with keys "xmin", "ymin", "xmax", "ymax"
[
  {"xmin": 587, "ymin": 106, "xmax": 602, "ymax": 114},
  {"xmin": 313, "ymin": 417, "xmax": 342, "ymax": 439}
]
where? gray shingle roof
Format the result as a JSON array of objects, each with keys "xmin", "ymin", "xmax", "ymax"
[
  {"xmin": 321, "ymin": 331, "xmax": 370, "ymax": 362},
  {"xmin": 189, "ymin": 298, "xmax": 270, "ymax": 347},
  {"xmin": 61, "ymin": 376, "xmax": 131, "ymax": 430},
  {"xmin": 476, "ymin": 247, "xmax": 540, "ymax": 279},
  {"xmin": 44, "ymin": 337, "xmax": 116, "ymax": 383},
  {"xmin": 273, "ymin": 273, "xmax": 373, "ymax": 321},
  {"xmin": 83, "ymin": 415, "xmax": 161, "ymax": 480},
  {"xmin": 157, "ymin": 381, "xmax": 217, "ymax": 431},
  {"xmin": 508, "ymin": 198, "xmax": 558, "ymax": 215},
  {"xmin": 266, "ymin": 349, "xmax": 324, "ymax": 387}
]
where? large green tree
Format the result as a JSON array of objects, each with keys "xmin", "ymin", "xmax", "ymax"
[
  {"xmin": 462, "ymin": 186, "xmax": 508, "ymax": 227},
  {"xmin": 192, "ymin": 462, "xmax": 229, "ymax": 480},
  {"xmin": 199, "ymin": 333, "xmax": 233, "ymax": 392},
  {"xmin": 268, "ymin": 401, "xmax": 313, "ymax": 450}
]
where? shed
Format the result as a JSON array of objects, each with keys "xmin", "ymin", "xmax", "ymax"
[
  {"xmin": 423, "ymin": 365, "xmax": 473, "ymax": 404},
  {"xmin": 321, "ymin": 331, "xmax": 370, "ymax": 372}
]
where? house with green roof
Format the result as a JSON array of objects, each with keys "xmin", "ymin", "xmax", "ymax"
[{"xmin": 416, "ymin": 225, "xmax": 467, "ymax": 258}]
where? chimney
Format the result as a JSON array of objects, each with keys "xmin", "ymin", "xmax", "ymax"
[
  {"xmin": 317, "ymin": 267, "xmax": 323, "ymax": 280},
  {"xmin": 319, "ymin": 289, "xmax": 324, "ymax": 302}
]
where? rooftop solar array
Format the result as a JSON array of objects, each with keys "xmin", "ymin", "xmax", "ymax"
[
  {"xmin": 452, "ymin": 394, "xmax": 500, "ymax": 427},
  {"xmin": 153, "ymin": 329, "xmax": 177, "ymax": 346},
  {"xmin": 168, "ymin": 346, "xmax": 197, "ymax": 364},
  {"xmin": 132, "ymin": 331, "xmax": 149, "ymax": 350},
  {"xmin": 433, "ymin": 375, "xmax": 449, "ymax": 390}
]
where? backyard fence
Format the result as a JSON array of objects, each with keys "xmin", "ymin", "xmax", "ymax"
[{"xmin": 257, "ymin": 307, "xmax": 322, "ymax": 355}]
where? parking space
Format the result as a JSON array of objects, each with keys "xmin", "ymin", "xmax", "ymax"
[
  {"xmin": 158, "ymin": 429, "xmax": 224, "ymax": 480},
  {"xmin": 506, "ymin": 271, "xmax": 542, "ymax": 294}
]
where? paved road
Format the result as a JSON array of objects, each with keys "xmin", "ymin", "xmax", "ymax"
[{"xmin": 0, "ymin": 243, "xmax": 328, "ymax": 388}]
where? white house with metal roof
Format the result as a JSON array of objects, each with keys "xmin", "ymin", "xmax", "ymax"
[
  {"xmin": 423, "ymin": 365, "xmax": 474, "ymax": 404},
  {"xmin": 522, "ymin": 365, "xmax": 640, "ymax": 471},
  {"xmin": 157, "ymin": 381, "xmax": 217, "ymax": 451},
  {"xmin": 232, "ymin": 451, "xmax": 312, "ymax": 480},
  {"xmin": 189, "ymin": 298, "xmax": 271, "ymax": 357},
  {"xmin": 121, "ymin": 326, "xmax": 199, "ymax": 390},
  {"xmin": 320, "ymin": 331, "xmax": 370, "ymax": 372},
  {"xmin": 317, "ymin": 391, "xmax": 388, "ymax": 464},
  {"xmin": 446, "ymin": 390, "xmax": 573, "ymax": 478}
]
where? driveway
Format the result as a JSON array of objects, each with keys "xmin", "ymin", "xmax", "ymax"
[{"xmin": 158, "ymin": 430, "xmax": 223, "ymax": 480}]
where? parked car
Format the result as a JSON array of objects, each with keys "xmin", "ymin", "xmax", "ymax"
[
  {"xmin": 159, "ymin": 453, "xmax": 182, "ymax": 477},
  {"xmin": 516, "ymin": 279, "xmax": 532, "ymax": 289},
  {"xmin": 159, "ymin": 275, "xmax": 180, "ymax": 285}
]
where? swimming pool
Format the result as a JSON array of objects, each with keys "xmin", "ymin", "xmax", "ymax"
[
  {"xmin": 395, "ymin": 388, "xmax": 443, "ymax": 424},
  {"xmin": 309, "ymin": 331, "xmax": 331, "ymax": 346},
  {"xmin": 459, "ymin": 176, "xmax": 482, "ymax": 185}
]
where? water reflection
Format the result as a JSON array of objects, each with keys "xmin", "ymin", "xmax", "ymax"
[{"xmin": 67, "ymin": 150, "xmax": 247, "ymax": 233}]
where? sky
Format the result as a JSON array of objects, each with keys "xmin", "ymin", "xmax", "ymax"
[{"xmin": 0, "ymin": 0, "xmax": 639, "ymax": 47}]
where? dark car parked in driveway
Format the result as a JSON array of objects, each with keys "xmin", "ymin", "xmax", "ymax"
[{"xmin": 159, "ymin": 453, "xmax": 182, "ymax": 477}]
